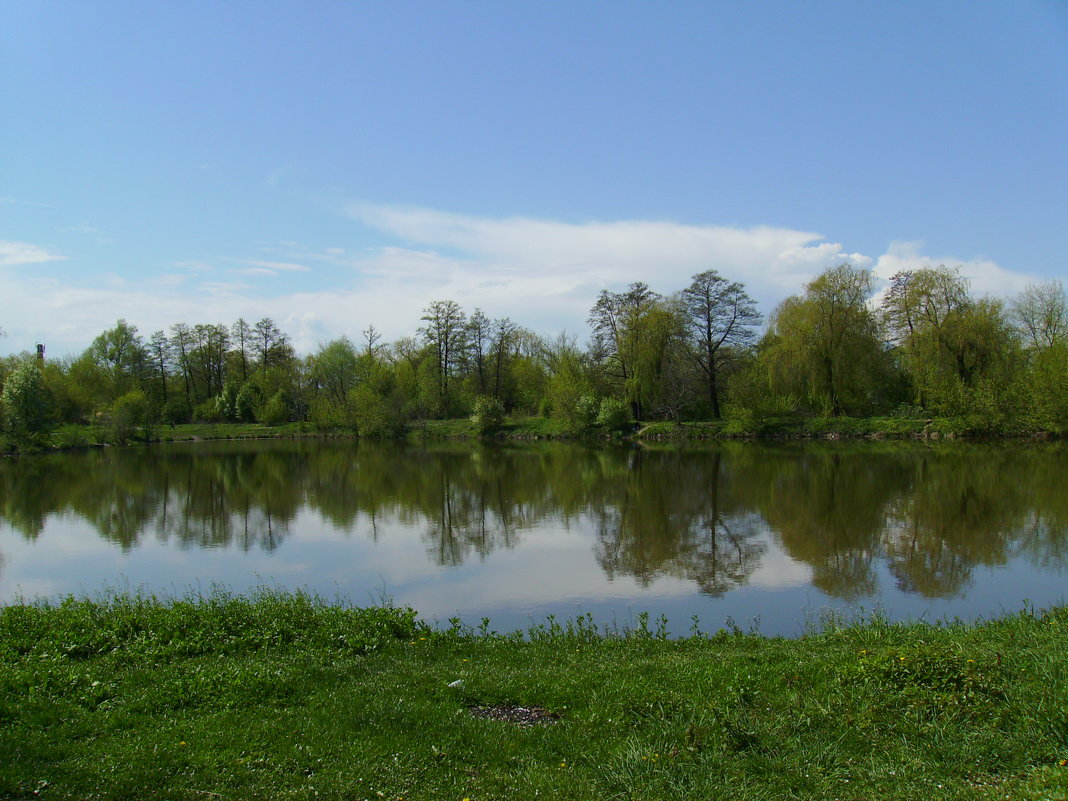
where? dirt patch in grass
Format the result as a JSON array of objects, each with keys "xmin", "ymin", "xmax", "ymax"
[{"xmin": 468, "ymin": 704, "xmax": 561, "ymax": 726}]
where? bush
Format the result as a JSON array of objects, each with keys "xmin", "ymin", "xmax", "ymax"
[
  {"xmin": 214, "ymin": 381, "xmax": 240, "ymax": 422},
  {"xmin": 596, "ymin": 397, "xmax": 632, "ymax": 433},
  {"xmin": 235, "ymin": 383, "xmax": 262, "ymax": 423},
  {"xmin": 192, "ymin": 399, "xmax": 221, "ymax": 423},
  {"xmin": 258, "ymin": 390, "xmax": 288, "ymax": 427},
  {"xmin": 470, "ymin": 395, "xmax": 505, "ymax": 436},
  {"xmin": 574, "ymin": 394, "xmax": 599, "ymax": 432},
  {"xmin": 110, "ymin": 389, "xmax": 155, "ymax": 444},
  {"xmin": 349, "ymin": 385, "xmax": 410, "ymax": 438},
  {"xmin": 162, "ymin": 397, "xmax": 192, "ymax": 426}
]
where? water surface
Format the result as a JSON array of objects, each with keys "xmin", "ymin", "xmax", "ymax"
[{"xmin": 1, "ymin": 439, "xmax": 1065, "ymax": 635}]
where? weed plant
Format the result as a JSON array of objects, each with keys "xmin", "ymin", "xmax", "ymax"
[{"xmin": 2, "ymin": 592, "xmax": 1067, "ymax": 799}]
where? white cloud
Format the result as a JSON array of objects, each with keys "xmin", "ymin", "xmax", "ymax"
[
  {"xmin": 0, "ymin": 240, "xmax": 65, "ymax": 268},
  {"xmin": 235, "ymin": 259, "xmax": 311, "ymax": 274},
  {"xmin": 341, "ymin": 204, "xmax": 876, "ymax": 332},
  {"xmin": 0, "ymin": 207, "xmax": 1045, "ymax": 358},
  {"xmin": 873, "ymin": 241, "xmax": 1036, "ymax": 298}
]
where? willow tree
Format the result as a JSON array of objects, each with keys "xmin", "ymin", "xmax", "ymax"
[
  {"xmin": 762, "ymin": 264, "xmax": 884, "ymax": 416},
  {"xmin": 881, "ymin": 266, "xmax": 1020, "ymax": 415},
  {"xmin": 588, "ymin": 282, "xmax": 669, "ymax": 420}
]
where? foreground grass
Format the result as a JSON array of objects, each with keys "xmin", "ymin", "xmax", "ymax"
[{"xmin": 2, "ymin": 592, "xmax": 1067, "ymax": 800}]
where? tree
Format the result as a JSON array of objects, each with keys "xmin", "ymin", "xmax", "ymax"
[
  {"xmin": 231, "ymin": 318, "xmax": 254, "ymax": 382},
  {"xmin": 253, "ymin": 317, "xmax": 288, "ymax": 370},
  {"xmin": 110, "ymin": 389, "xmax": 154, "ymax": 443},
  {"xmin": 311, "ymin": 338, "xmax": 360, "ymax": 408},
  {"xmin": 681, "ymin": 270, "xmax": 761, "ymax": 418},
  {"xmin": 465, "ymin": 308, "xmax": 491, "ymax": 394},
  {"xmin": 1, "ymin": 360, "xmax": 52, "ymax": 441},
  {"xmin": 763, "ymin": 264, "xmax": 885, "ymax": 416},
  {"xmin": 1011, "ymin": 280, "xmax": 1066, "ymax": 351},
  {"xmin": 489, "ymin": 317, "xmax": 518, "ymax": 402},
  {"xmin": 169, "ymin": 322, "xmax": 195, "ymax": 404},
  {"xmin": 588, "ymin": 282, "xmax": 663, "ymax": 419},
  {"xmin": 146, "ymin": 330, "xmax": 171, "ymax": 405},
  {"xmin": 189, "ymin": 323, "xmax": 230, "ymax": 398},
  {"xmin": 882, "ymin": 266, "xmax": 1021, "ymax": 415},
  {"xmin": 86, "ymin": 319, "xmax": 147, "ymax": 404},
  {"xmin": 419, "ymin": 300, "xmax": 467, "ymax": 416}
]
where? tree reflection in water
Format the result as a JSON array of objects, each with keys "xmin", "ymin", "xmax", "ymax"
[{"xmin": 0, "ymin": 440, "xmax": 1065, "ymax": 602}]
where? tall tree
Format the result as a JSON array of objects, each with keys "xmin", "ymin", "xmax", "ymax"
[
  {"xmin": 86, "ymin": 319, "xmax": 147, "ymax": 404},
  {"xmin": 253, "ymin": 317, "xmax": 286, "ymax": 370},
  {"xmin": 489, "ymin": 317, "xmax": 518, "ymax": 402},
  {"xmin": 882, "ymin": 266, "xmax": 1020, "ymax": 413},
  {"xmin": 1011, "ymin": 280, "xmax": 1066, "ymax": 351},
  {"xmin": 146, "ymin": 330, "xmax": 171, "ymax": 404},
  {"xmin": 681, "ymin": 270, "xmax": 761, "ymax": 418},
  {"xmin": 419, "ymin": 300, "xmax": 467, "ymax": 416},
  {"xmin": 169, "ymin": 323, "xmax": 195, "ymax": 404},
  {"xmin": 764, "ymin": 264, "xmax": 883, "ymax": 416},
  {"xmin": 465, "ymin": 308, "xmax": 491, "ymax": 395},
  {"xmin": 231, "ymin": 318, "xmax": 253, "ymax": 382},
  {"xmin": 588, "ymin": 282, "xmax": 661, "ymax": 419}
]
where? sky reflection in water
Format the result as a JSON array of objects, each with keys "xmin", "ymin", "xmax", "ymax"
[{"xmin": 1, "ymin": 439, "xmax": 1065, "ymax": 636}]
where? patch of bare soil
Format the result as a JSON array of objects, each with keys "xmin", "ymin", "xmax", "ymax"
[{"xmin": 467, "ymin": 705, "xmax": 561, "ymax": 726}]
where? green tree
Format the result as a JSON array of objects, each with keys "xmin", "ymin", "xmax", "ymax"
[
  {"xmin": 681, "ymin": 270, "xmax": 761, "ymax": 418},
  {"xmin": 588, "ymin": 282, "xmax": 660, "ymax": 419},
  {"xmin": 1011, "ymin": 280, "xmax": 1066, "ymax": 351},
  {"xmin": 110, "ymin": 389, "xmax": 154, "ymax": 443},
  {"xmin": 1, "ymin": 360, "xmax": 52, "ymax": 442},
  {"xmin": 419, "ymin": 300, "xmax": 468, "ymax": 416},
  {"xmin": 882, "ymin": 267, "xmax": 1021, "ymax": 417},
  {"xmin": 763, "ymin": 264, "xmax": 886, "ymax": 416},
  {"xmin": 85, "ymin": 319, "xmax": 148, "ymax": 406}
]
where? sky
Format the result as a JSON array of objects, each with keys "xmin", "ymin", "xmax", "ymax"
[{"xmin": 2, "ymin": 1, "xmax": 1067, "ymax": 358}]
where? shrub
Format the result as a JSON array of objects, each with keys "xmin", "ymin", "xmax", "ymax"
[
  {"xmin": 470, "ymin": 395, "xmax": 505, "ymax": 436},
  {"xmin": 110, "ymin": 389, "xmax": 155, "ymax": 444},
  {"xmin": 596, "ymin": 397, "xmax": 632, "ymax": 433},
  {"xmin": 258, "ymin": 390, "xmax": 288, "ymax": 427},
  {"xmin": 162, "ymin": 396, "xmax": 192, "ymax": 426},
  {"xmin": 574, "ymin": 394, "xmax": 599, "ymax": 432}
]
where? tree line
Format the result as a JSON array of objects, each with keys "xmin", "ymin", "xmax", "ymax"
[{"xmin": 1, "ymin": 265, "xmax": 1065, "ymax": 442}]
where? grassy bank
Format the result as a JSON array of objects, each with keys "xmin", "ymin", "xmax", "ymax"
[
  {"xmin": 4, "ymin": 413, "xmax": 1059, "ymax": 455},
  {"xmin": 2, "ymin": 592, "xmax": 1067, "ymax": 799}
]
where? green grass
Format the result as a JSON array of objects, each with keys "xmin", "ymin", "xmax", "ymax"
[
  {"xmin": 0, "ymin": 413, "xmax": 1057, "ymax": 456},
  {"xmin": 3, "ymin": 591, "xmax": 1067, "ymax": 799}
]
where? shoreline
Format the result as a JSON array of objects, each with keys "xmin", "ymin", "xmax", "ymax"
[{"xmin": 3, "ymin": 415, "xmax": 1064, "ymax": 456}]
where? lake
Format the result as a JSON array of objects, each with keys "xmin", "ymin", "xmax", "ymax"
[{"xmin": 1, "ymin": 438, "xmax": 1065, "ymax": 636}]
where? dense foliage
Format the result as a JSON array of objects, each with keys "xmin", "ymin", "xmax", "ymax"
[{"xmin": 1, "ymin": 268, "xmax": 1065, "ymax": 446}]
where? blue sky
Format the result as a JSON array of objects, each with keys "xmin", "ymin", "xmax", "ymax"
[{"xmin": 2, "ymin": 1, "xmax": 1066, "ymax": 356}]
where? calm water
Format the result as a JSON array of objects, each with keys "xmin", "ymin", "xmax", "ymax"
[{"xmin": 1, "ymin": 439, "xmax": 1066, "ymax": 636}]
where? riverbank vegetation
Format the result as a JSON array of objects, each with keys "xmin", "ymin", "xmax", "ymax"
[
  {"xmin": 2, "ymin": 591, "xmax": 1067, "ymax": 799},
  {"xmin": 2, "ymin": 267, "xmax": 1066, "ymax": 452}
]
